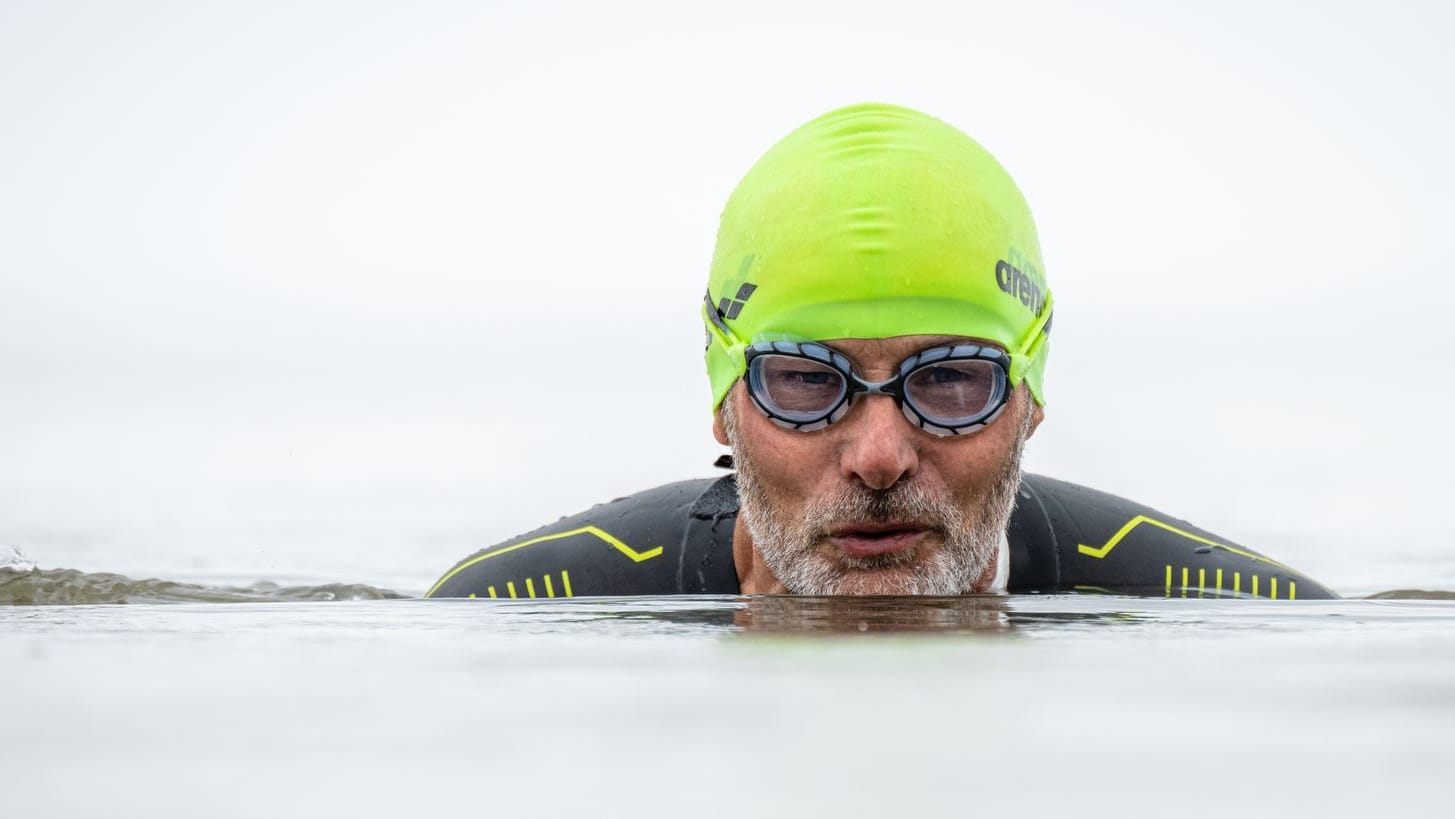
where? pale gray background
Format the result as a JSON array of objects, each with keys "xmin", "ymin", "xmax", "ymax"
[{"xmin": 2, "ymin": 0, "xmax": 1451, "ymax": 594}]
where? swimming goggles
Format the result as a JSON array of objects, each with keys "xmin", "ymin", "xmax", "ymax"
[{"xmin": 743, "ymin": 341, "xmax": 1011, "ymax": 436}]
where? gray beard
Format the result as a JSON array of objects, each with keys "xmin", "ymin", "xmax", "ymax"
[{"xmin": 724, "ymin": 400, "xmax": 1031, "ymax": 596}]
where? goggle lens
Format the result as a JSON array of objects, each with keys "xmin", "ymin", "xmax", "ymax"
[
  {"xmin": 902, "ymin": 359, "xmax": 1004, "ymax": 425},
  {"xmin": 748, "ymin": 354, "xmax": 848, "ymax": 422}
]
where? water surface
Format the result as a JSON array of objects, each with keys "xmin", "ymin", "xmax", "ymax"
[{"xmin": 5, "ymin": 593, "xmax": 1453, "ymax": 818}]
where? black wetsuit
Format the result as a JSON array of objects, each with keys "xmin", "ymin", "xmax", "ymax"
[{"xmin": 426, "ymin": 473, "xmax": 1337, "ymax": 600}]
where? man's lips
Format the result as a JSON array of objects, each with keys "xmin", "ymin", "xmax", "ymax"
[{"xmin": 826, "ymin": 522, "xmax": 931, "ymax": 559}]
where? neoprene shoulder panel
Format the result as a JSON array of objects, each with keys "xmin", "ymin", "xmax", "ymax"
[{"xmin": 1007, "ymin": 475, "xmax": 1336, "ymax": 599}]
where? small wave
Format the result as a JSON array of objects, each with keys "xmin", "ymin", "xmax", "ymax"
[
  {"xmin": 0, "ymin": 567, "xmax": 406, "ymax": 606},
  {"xmin": 1364, "ymin": 589, "xmax": 1455, "ymax": 600},
  {"xmin": 0, "ymin": 544, "xmax": 36, "ymax": 572}
]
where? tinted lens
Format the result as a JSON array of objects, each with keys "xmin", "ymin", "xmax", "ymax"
[
  {"xmin": 749, "ymin": 354, "xmax": 848, "ymax": 421},
  {"xmin": 904, "ymin": 359, "xmax": 1003, "ymax": 423}
]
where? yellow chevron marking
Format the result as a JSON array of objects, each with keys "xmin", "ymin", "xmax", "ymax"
[
  {"xmin": 1216, "ymin": 568, "xmax": 1223, "ymax": 595},
  {"xmin": 468, "ymin": 593, "xmax": 476, "ymax": 599},
  {"xmin": 507, "ymin": 581, "xmax": 518, "ymax": 599},
  {"xmin": 1077, "ymin": 515, "xmax": 1291, "ymax": 570},
  {"xmin": 425, "ymin": 526, "xmax": 665, "ymax": 597},
  {"xmin": 544, "ymin": 574, "xmax": 555, "ymax": 598},
  {"xmin": 1251, "ymin": 575, "xmax": 1260, "ymax": 598},
  {"xmin": 1234, "ymin": 572, "xmax": 1241, "ymax": 595},
  {"xmin": 1181, "ymin": 567, "xmax": 1189, "ymax": 598},
  {"xmin": 1290, "ymin": 581, "xmax": 1297, "ymax": 601},
  {"xmin": 488, "ymin": 586, "xmax": 497, "ymax": 599},
  {"xmin": 562, "ymin": 570, "xmax": 574, "ymax": 598},
  {"xmin": 526, "ymin": 578, "xmax": 536, "ymax": 598},
  {"xmin": 1198, "ymin": 568, "xmax": 1206, "ymax": 598},
  {"xmin": 1270, "ymin": 577, "xmax": 1278, "ymax": 600},
  {"xmin": 1165, "ymin": 564, "xmax": 1172, "ymax": 598}
]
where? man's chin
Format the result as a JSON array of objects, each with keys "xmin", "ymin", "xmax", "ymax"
[
  {"xmin": 817, "ymin": 567, "xmax": 936, "ymax": 596},
  {"xmin": 786, "ymin": 550, "xmax": 976, "ymax": 596}
]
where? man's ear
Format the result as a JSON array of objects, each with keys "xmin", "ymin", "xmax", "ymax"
[
  {"xmin": 713, "ymin": 400, "xmax": 731, "ymax": 446},
  {"xmin": 1026, "ymin": 400, "xmax": 1045, "ymax": 439}
]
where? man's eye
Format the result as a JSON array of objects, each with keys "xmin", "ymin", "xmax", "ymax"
[
  {"xmin": 923, "ymin": 366, "xmax": 976, "ymax": 384},
  {"xmin": 775, "ymin": 370, "xmax": 837, "ymax": 386}
]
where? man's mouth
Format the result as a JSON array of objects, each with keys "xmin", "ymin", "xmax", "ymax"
[{"xmin": 826, "ymin": 522, "xmax": 931, "ymax": 559}]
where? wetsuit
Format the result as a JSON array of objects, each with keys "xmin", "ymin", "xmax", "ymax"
[{"xmin": 426, "ymin": 473, "xmax": 1337, "ymax": 599}]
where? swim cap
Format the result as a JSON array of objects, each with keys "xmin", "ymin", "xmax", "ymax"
[{"xmin": 703, "ymin": 102, "xmax": 1052, "ymax": 411}]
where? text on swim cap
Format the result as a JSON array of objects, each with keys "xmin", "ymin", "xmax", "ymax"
[{"xmin": 995, "ymin": 260, "xmax": 1046, "ymax": 316}]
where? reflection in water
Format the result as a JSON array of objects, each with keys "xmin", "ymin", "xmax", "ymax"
[
  {"xmin": 730, "ymin": 594, "xmax": 1152, "ymax": 634},
  {"xmin": 426, "ymin": 594, "xmax": 1155, "ymax": 638},
  {"xmin": 734, "ymin": 594, "xmax": 1011, "ymax": 634}
]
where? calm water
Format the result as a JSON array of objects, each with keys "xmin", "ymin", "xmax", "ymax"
[{"xmin": 4, "ymin": 590, "xmax": 1454, "ymax": 818}]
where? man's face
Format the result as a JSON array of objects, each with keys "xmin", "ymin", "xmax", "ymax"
[{"xmin": 714, "ymin": 335, "xmax": 1043, "ymax": 595}]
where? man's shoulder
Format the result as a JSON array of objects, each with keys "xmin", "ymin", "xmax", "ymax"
[
  {"xmin": 425, "ymin": 476, "xmax": 739, "ymax": 599},
  {"xmin": 1011, "ymin": 473, "xmax": 1338, "ymax": 598}
]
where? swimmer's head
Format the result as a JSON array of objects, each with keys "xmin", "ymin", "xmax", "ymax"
[{"xmin": 702, "ymin": 102, "xmax": 1052, "ymax": 411}]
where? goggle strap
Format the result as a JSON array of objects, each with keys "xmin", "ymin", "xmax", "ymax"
[
  {"xmin": 1012, "ymin": 296, "xmax": 1055, "ymax": 371},
  {"xmin": 1020, "ymin": 296, "xmax": 1054, "ymax": 353}
]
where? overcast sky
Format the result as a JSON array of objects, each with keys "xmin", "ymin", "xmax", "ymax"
[{"xmin": 1, "ymin": 0, "xmax": 1451, "ymax": 590}]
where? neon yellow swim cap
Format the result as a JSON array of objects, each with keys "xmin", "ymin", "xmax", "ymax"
[{"xmin": 703, "ymin": 102, "xmax": 1052, "ymax": 412}]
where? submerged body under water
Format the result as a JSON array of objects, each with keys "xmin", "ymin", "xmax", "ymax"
[{"xmin": 4, "ymin": 563, "xmax": 1455, "ymax": 817}]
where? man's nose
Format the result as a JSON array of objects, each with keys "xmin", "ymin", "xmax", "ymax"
[{"xmin": 839, "ymin": 394, "xmax": 920, "ymax": 490}]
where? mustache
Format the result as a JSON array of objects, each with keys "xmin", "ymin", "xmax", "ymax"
[{"xmin": 805, "ymin": 482, "xmax": 964, "ymax": 534}]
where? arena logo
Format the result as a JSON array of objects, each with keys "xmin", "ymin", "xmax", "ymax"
[
  {"xmin": 716, "ymin": 281, "xmax": 757, "ymax": 320},
  {"xmin": 995, "ymin": 259, "xmax": 1046, "ymax": 316},
  {"xmin": 703, "ymin": 279, "xmax": 757, "ymax": 347}
]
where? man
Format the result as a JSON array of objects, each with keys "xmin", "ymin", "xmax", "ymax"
[{"xmin": 427, "ymin": 103, "xmax": 1334, "ymax": 601}]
